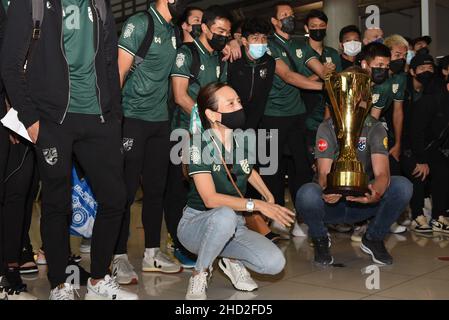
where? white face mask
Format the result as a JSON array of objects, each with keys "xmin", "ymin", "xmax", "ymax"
[{"xmin": 343, "ymin": 40, "xmax": 362, "ymax": 57}]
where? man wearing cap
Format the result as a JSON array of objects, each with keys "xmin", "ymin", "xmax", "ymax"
[{"xmin": 411, "ymin": 35, "xmax": 432, "ymax": 56}]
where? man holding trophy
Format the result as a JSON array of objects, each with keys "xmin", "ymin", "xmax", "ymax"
[{"xmin": 295, "ymin": 43, "xmax": 413, "ymax": 266}]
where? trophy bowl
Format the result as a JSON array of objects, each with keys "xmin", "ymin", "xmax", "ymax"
[{"xmin": 323, "ymin": 66, "xmax": 373, "ymax": 197}]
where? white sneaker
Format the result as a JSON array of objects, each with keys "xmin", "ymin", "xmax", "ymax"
[
  {"xmin": 351, "ymin": 224, "xmax": 367, "ymax": 242},
  {"xmin": 35, "ymin": 249, "xmax": 47, "ymax": 265},
  {"xmin": 218, "ymin": 258, "xmax": 258, "ymax": 292},
  {"xmin": 49, "ymin": 283, "xmax": 76, "ymax": 300},
  {"xmin": 430, "ymin": 216, "xmax": 449, "ymax": 234},
  {"xmin": 0, "ymin": 284, "xmax": 38, "ymax": 300},
  {"xmin": 112, "ymin": 254, "xmax": 138, "ymax": 285},
  {"xmin": 390, "ymin": 222, "xmax": 407, "ymax": 234},
  {"xmin": 85, "ymin": 275, "xmax": 138, "ymax": 300},
  {"xmin": 411, "ymin": 215, "xmax": 433, "ymax": 233},
  {"xmin": 185, "ymin": 272, "xmax": 208, "ymax": 300},
  {"xmin": 142, "ymin": 248, "xmax": 182, "ymax": 274},
  {"xmin": 292, "ymin": 221, "xmax": 308, "ymax": 237}
]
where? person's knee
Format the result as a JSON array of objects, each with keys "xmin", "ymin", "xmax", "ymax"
[
  {"xmin": 295, "ymin": 183, "xmax": 322, "ymax": 211},
  {"xmin": 263, "ymin": 249, "xmax": 285, "ymax": 275},
  {"xmin": 211, "ymin": 206, "xmax": 238, "ymax": 235},
  {"xmin": 388, "ymin": 176, "xmax": 413, "ymax": 203}
]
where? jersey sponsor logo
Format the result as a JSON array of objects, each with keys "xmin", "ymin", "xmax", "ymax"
[
  {"xmin": 358, "ymin": 137, "xmax": 367, "ymax": 151},
  {"xmin": 383, "ymin": 137, "xmax": 388, "ymax": 149},
  {"xmin": 154, "ymin": 37, "xmax": 162, "ymax": 44},
  {"xmin": 372, "ymin": 93, "xmax": 380, "ymax": 104},
  {"xmin": 175, "ymin": 53, "xmax": 185, "ymax": 68},
  {"xmin": 260, "ymin": 68, "xmax": 267, "ymax": 79},
  {"xmin": 122, "ymin": 138, "xmax": 134, "ymax": 152},
  {"xmin": 392, "ymin": 83, "xmax": 399, "ymax": 94},
  {"xmin": 171, "ymin": 36, "xmax": 177, "ymax": 49},
  {"xmin": 239, "ymin": 159, "xmax": 251, "ymax": 174},
  {"xmin": 123, "ymin": 23, "xmax": 135, "ymax": 39},
  {"xmin": 326, "ymin": 57, "xmax": 332, "ymax": 63},
  {"xmin": 317, "ymin": 139, "xmax": 328, "ymax": 152},
  {"xmin": 213, "ymin": 164, "xmax": 221, "ymax": 172},
  {"xmin": 190, "ymin": 145, "xmax": 201, "ymax": 164},
  {"xmin": 43, "ymin": 147, "xmax": 58, "ymax": 166},
  {"xmin": 296, "ymin": 49, "xmax": 303, "ymax": 58}
]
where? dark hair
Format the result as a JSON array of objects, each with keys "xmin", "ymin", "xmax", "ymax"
[
  {"xmin": 271, "ymin": 1, "xmax": 293, "ymax": 19},
  {"xmin": 241, "ymin": 18, "xmax": 272, "ymax": 38},
  {"xmin": 232, "ymin": 20, "xmax": 244, "ymax": 36},
  {"xmin": 339, "ymin": 25, "xmax": 361, "ymax": 43},
  {"xmin": 305, "ymin": 9, "xmax": 328, "ymax": 26},
  {"xmin": 178, "ymin": 6, "xmax": 203, "ymax": 27},
  {"xmin": 361, "ymin": 42, "xmax": 391, "ymax": 63},
  {"xmin": 197, "ymin": 82, "xmax": 229, "ymax": 130},
  {"xmin": 202, "ymin": 5, "xmax": 233, "ymax": 28}
]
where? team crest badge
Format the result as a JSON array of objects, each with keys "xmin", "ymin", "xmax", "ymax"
[
  {"xmin": 392, "ymin": 83, "xmax": 399, "ymax": 94},
  {"xmin": 216, "ymin": 66, "xmax": 221, "ymax": 78},
  {"xmin": 239, "ymin": 159, "xmax": 250, "ymax": 174},
  {"xmin": 326, "ymin": 57, "xmax": 332, "ymax": 63},
  {"xmin": 43, "ymin": 148, "xmax": 58, "ymax": 166},
  {"xmin": 176, "ymin": 53, "xmax": 185, "ymax": 68},
  {"xmin": 358, "ymin": 137, "xmax": 367, "ymax": 151},
  {"xmin": 123, "ymin": 23, "xmax": 135, "ymax": 39},
  {"xmin": 190, "ymin": 145, "xmax": 201, "ymax": 164},
  {"xmin": 296, "ymin": 49, "xmax": 303, "ymax": 58},
  {"xmin": 122, "ymin": 138, "xmax": 134, "ymax": 152},
  {"xmin": 372, "ymin": 93, "xmax": 380, "ymax": 104},
  {"xmin": 171, "ymin": 36, "xmax": 177, "ymax": 49},
  {"xmin": 260, "ymin": 68, "xmax": 267, "ymax": 79}
]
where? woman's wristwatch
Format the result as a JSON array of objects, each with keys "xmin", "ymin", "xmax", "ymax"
[{"xmin": 246, "ymin": 198, "xmax": 255, "ymax": 212}]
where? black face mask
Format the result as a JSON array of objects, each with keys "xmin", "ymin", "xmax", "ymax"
[
  {"xmin": 220, "ymin": 109, "xmax": 246, "ymax": 130},
  {"xmin": 309, "ymin": 29, "xmax": 326, "ymax": 42},
  {"xmin": 416, "ymin": 47, "xmax": 430, "ymax": 56},
  {"xmin": 371, "ymin": 67, "xmax": 390, "ymax": 84},
  {"xmin": 390, "ymin": 58, "xmax": 406, "ymax": 74},
  {"xmin": 208, "ymin": 33, "xmax": 228, "ymax": 52},
  {"xmin": 416, "ymin": 71, "xmax": 434, "ymax": 87},
  {"xmin": 168, "ymin": 0, "xmax": 187, "ymax": 20},
  {"xmin": 280, "ymin": 16, "xmax": 295, "ymax": 34},
  {"xmin": 190, "ymin": 24, "xmax": 202, "ymax": 39}
]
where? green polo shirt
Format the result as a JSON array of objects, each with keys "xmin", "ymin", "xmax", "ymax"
[
  {"xmin": 372, "ymin": 72, "xmax": 407, "ymax": 112},
  {"xmin": 303, "ymin": 41, "xmax": 342, "ymax": 131},
  {"xmin": 119, "ymin": 4, "xmax": 177, "ymax": 122},
  {"xmin": 170, "ymin": 39, "xmax": 227, "ymax": 130},
  {"xmin": 63, "ymin": 0, "xmax": 100, "ymax": 115},
  {"xmin": 187, "ymin": 131, "xmax": 255, "ymax": 211},
  {"xmin": 265, "ymin": 33, "xmax": 317, "ymax": 117}
]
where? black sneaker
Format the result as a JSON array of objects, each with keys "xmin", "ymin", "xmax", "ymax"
[
  {"xmin": 19, "ymin": 246, "xmax": 39, "ymax": 274},
  {"xmin": 312, "ymin": 237, "xmax": 334, "ymax": 265},
  {"xmin": 0, "ymin": 283, "xmax": 38, "ymax": 300},
  {"xmin": 360, "ymin": 234, "xmax": 393, "ymax": 265}
]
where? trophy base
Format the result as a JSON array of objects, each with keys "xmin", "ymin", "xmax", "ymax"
[
  {"xmin": 324, "ymin": 171, "xmax": 369, "ymax": 197},
  {"xmin": 323, "ymin": 186, "xmax": 369, "ymax": 197}
]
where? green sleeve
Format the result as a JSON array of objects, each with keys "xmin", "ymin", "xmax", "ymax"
[
  {"xmin": 301, "ymin": 41, "xmax": 319, "ymax": 65},
  {"xmin": 118, "ymin": 13, "xmax": 148, "ymax": 56},
  {"xmin": 371, "ymin": 84, "xmax": 389, "ymax": 110},
  {"xmin": 170, "ymin": 46, "xmax": 193, "ymax": 79},
  {"xmin": 393, "ymin": 74, "xmax": 407, "ymax": 101},
  {"xmin": 267, "ymin": 40, "xmax": 282, "ymax": 61}
]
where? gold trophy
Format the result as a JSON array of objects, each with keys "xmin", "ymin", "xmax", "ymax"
[{"xmin": 324, "ymin": 66, "xmax": 373, "ymax": 196}]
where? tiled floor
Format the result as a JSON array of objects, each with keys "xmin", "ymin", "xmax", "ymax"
[{"xmin": 26, "ymin": 200, "xmax": 449, "ymax": 300}]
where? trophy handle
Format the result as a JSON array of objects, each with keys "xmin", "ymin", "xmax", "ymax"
[{"xmin": 324, "ymin": 75, "xmax": 343, "ymax": 131}]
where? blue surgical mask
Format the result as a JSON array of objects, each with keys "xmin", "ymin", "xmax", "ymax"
[
  {"xmin": 406, "ymin": 50, "xmax": 415, "ymax": 65},
  {"xmin": 372, "ymin": 37, "xmax": 384, "ymax": 44},
  {"xmin": 248, "ymin": 43, "xmax": 268, "ymax": 60}
]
